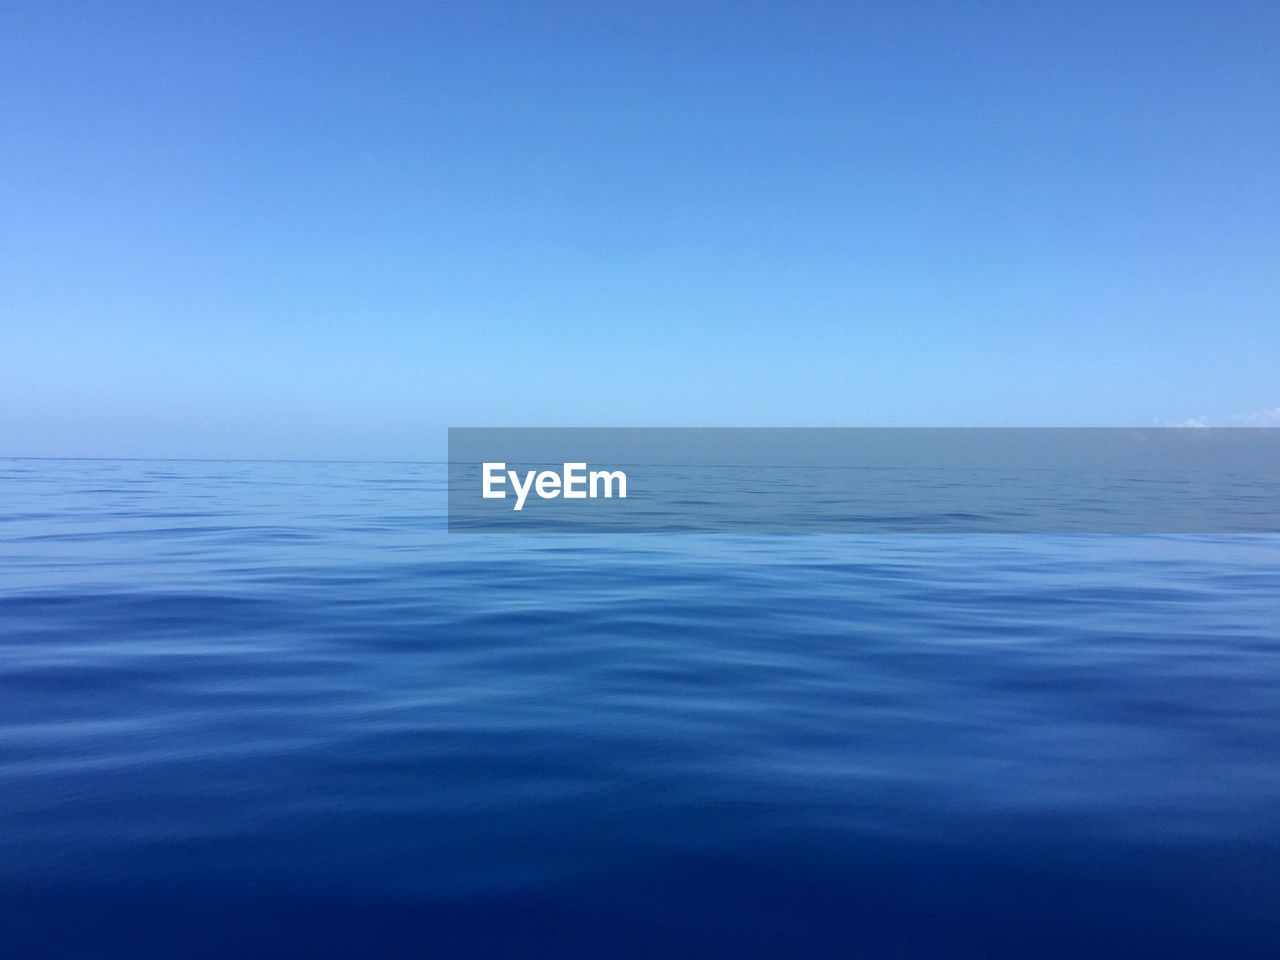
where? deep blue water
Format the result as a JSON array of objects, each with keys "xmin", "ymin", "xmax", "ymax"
[{"xmin": 2, "ymin": 459, "xmax": 1279, "ymax": 958}]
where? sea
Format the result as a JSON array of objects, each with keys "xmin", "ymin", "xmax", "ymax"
[{"xmin": 2, "ymin": 458, "xmax": 1278, "ymax": 958}]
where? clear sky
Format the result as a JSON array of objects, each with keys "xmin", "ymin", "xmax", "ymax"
[{"xmin": 3, "ymin": 1, "xmax": 1277, "ymax": 459}]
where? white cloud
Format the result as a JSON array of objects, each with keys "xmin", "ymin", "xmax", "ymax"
[{"xmin": 1166, "ymin": 406, "xmax": 1280, "ymax": 428}]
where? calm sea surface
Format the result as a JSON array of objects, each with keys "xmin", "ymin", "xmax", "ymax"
[{"xmin": 2, "ymin": 459, "xmax": 1278, "ymax": 957}]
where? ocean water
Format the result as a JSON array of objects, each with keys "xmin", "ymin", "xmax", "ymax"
[{"xmin": 2, "ymin": 458, "xmax": 1279, "ymax": 958}]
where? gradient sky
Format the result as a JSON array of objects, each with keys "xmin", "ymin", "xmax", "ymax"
[{"xmin": 3, "ymin": 1, "xmax": 1278, "ymax": 459}]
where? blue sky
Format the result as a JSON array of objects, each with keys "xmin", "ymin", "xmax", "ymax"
[{"xmin": 3, "ymin": 1, "xmax": 1278, "ymax": 459}]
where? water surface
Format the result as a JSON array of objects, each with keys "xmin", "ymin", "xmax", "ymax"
[{"xmin": 2, "ymin": 459, "xmax": 1278, "ymax": 957}]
